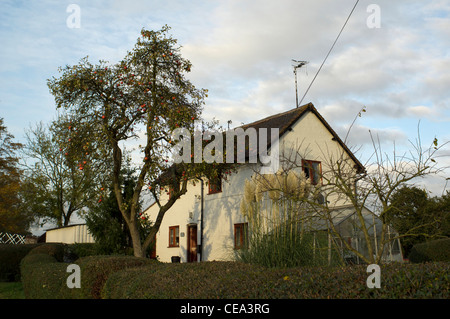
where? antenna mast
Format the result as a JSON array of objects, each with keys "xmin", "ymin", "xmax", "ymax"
[{"xmin": 292, "ymin": 60, "xmax": 308, "ymax": 108}]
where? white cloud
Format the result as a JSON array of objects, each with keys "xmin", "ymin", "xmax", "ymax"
[{"xmin": 0, "ymin": 0, "xmax": 448, "ymax": 179}]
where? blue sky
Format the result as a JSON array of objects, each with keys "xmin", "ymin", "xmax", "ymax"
[{"xmin": 1, "ymin": 0, "xmax": 449, "ymax": 199}]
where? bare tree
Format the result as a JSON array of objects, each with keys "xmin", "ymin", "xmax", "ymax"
[{"xmin": 244, "ymin": 115, "xmax": 449, "ymax": 264}]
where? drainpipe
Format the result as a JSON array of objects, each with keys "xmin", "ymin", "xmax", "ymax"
[{"xmin": 199, "ymin": 178, "xmax": 204, "ymax": 261}]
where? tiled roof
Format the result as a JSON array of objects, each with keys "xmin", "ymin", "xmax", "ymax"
[
  {"xmin": 158, "ymin": 102, "xmax": 365, "ymax": 185},
  {"xmin": 239, "ymin": 102, "xmax": 364, "ymax": 173}
]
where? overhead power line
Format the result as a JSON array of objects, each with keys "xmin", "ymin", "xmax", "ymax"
[{"xmin": 298, "ymin": 0, "xmax": 360, "ymax": 106}]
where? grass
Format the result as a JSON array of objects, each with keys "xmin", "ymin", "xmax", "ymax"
[{"xmin": 0, "ymin": 282, "xmax": 25, "ymax": 299}]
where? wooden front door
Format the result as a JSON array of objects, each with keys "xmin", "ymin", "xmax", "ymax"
[{"xmin": 187, "ymin": 224, "xmax": 197, "ymax": 262}]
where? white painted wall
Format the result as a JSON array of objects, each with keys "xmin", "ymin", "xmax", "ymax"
[
  {"xmin": 144, "ymin": 109, "xmax": 361, "ymax": 262},
  {"xmin": 281, "ymin": 111, "xmax": 358, "ymax": 207},
  {"xmin": 46, "ymin": 224, "xmax": 95, "ymax": 244},
  {"xmin": 144, "ymin": 163, "xmax": 255, "ymax": 263}
]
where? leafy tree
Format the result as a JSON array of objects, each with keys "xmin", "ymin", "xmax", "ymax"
[
  {"xmin": 386, "ymin": 186, "xmax": 431, "ymax": 256},
  {"xmin": 434, "ymin": 191, "xmax": 450, "ymax": 237},
  {"xmin": 21, "ymin": 118, "xmax": 105, "ymax": 227},
  {"xmin": 84, "ymin": 160, "xmax": 153, "ymax": 255},
  {"xmin": 386, "ymin": 186, "xmax": 450, "ymax": 256},
  {"xmin": 47, "ymin": 25, "xmax": 222, "ymax": 257},
  {"xmin": 0, "ymin": 118, "xmax": 31, "ymax": 234}
]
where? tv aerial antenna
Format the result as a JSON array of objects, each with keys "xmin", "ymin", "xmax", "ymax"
[{"xmin": 292, "ymin": 59, "xmax": 308, "ymax": 108}]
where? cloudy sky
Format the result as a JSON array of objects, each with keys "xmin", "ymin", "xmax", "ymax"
[{"xmin": 1, "ymin": 0, "xmax": 449, "ymax": 197}]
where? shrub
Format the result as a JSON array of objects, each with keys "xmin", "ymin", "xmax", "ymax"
[
  {"xmin": 0, "ymin": 244, "xmax": 41, "ymax": 282},
  {"xmin": 20, "ymin": 252, "xmax": 71, "ymax": 299},
  {"xmin": 19, "ymin": 242, "xmax": 450, "ymax": 299},
  {"xmin": 235, "ymin": 231, "xmax": 340, "ymax": 268},
  {"xmin": 103, "ymin": 261, "xmax": 266, "ymax": 299},
  {"xmin": 73, "ymin": 255, "xmax": 155, "ymax": 299},
  {"xmin": 20, "ymin": 245, "xmax": 156, "ymax": 299},
  {"xmin": 408, "ymin": 238, "xmax": 450, "ymax": 263},
  {"xmin": 64, "ymin": 243, "xmax": 104, "ymax": 262},
  {"xmin": 103, "ymin": 261, "xmax": 450, "ymax": 299},
  {"xmin": 26, "ymin": 243, "xmax": 65, "ymax": 262}
]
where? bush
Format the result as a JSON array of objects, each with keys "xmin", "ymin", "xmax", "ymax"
[
  {"xmin": 0, "ymin": 244, "xmax": 41, "ymax": 282},
  {"xmin": 20, "ymin": 252, "xmax": 71, "ymax": 299},
  {"xmin": 235, "ymin": 231, "xmax": 340, "ymax": 268},
  {"xmin": 19, "ymin": 242, "xmax": 450, "ymax": 299},
  {"xmin": 104, "ymin": 261, "xmax": 450, "ymax": 299},
  {"xmin": 26, "ymin": 243, "xmax": 65, "ymax": 262},
  {"xmin": 408, "ymin": 238, "xmax": 450, "ymax": 263},
  {"xmin": 64, "ymin": 243, "xmax": 104, "ymax": 262},
  {"xmin": 71, "ymin": 255, "xmax": 155, "ymax": 299}
]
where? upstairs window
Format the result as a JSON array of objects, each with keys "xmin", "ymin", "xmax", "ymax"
[
  {"xmin": 302, "ymin": 160, "xmax": 322, "ymax": 185},
  {"xmin": 164, "ymin": 181, "xmax": 180, "ymax": 200},
  {"xmin": 208, "ymin": 174, "xmax": 222, "ymax": 194}
]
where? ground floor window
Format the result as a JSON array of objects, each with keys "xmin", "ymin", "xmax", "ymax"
[
  {"xmin": 169, "ymin": 226, "xmax": 179, "ymax": 247},
  {"xmin": 234, "ymin": 223, "xmax": 248, "ymax": 249}
]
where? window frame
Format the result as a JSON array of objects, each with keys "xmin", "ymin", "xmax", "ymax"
[
  {"xmin": 168, "ymin": 182, "xmax": 180, "ymax": 200},
  {"xmin": 302, "ymin": 159, "xmax": 322, "ymax": 185},
  {"xmin": 208, "ymin": 174, "xmax": 222, "ymax": 194},
  {"xmin": 234, "ymin": 223, "xmax": 248, "ymax": 250},
  {"xmin": 168, "ymin": 225, "xmax": 180, "ymax": 247}
]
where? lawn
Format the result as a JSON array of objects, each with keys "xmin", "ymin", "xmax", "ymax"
[{"xmin": 0, "ymin": 282, "xmax": 25, "ymax": 299}]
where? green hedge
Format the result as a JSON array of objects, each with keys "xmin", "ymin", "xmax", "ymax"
[
  {"xmin": 20, "ymin": 245, "xmax": 155, "ymax": 299},
  {"xmin": 103, "ymin": 261, "xmax": 449, "ymax": 299},
  {"xmin": 72, "ymin": 255, "xmax": 155, "ymax": 299},
  {"xmin": 26, "ymin": 243, "xmax": 66, "ymax": 261},
  {"xmin": 20, "ymin": 252, "xmax": 71, "ymax": 299},
  {"xmin": 408, "ymin": 238, "xmax": 450, "ymax": 263},
  {"xmin": 0, "ymin": 244, "xmax": 42, "ymax": 282},
  {"xmin": 19, "ymin": 243, "xmax": 449, "ymax": 299},
  {"xmin": 0, "ymin": 242, "xmax": 108, "ymax": 283}
]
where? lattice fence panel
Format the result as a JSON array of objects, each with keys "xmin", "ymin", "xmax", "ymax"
[{"xmin": 0, "ymin": 232, "xmax": 25, "ymax": 244}]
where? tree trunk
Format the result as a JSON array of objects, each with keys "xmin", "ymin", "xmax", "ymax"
[{"xmin": 128, "ymin": 219, "xmax": 145, "ymax": 257}]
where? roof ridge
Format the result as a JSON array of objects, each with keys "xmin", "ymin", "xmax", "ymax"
[{"xmin": 240, "ymin": 103, "xmax": 312, "ymax": 128}]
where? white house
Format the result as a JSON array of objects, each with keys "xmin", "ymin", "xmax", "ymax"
[{"xmin": 143, "ymin": 102, "xmax": 377, "ymax": 263}]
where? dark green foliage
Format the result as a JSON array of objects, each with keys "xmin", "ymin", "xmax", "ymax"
[
  {"xmin": 20, "ymin": 245, "xmax": 154, "ymax": 299},
  {"xmin": 0, "ymin": 244, "xmax": 41, "ymax": 282},
  {"xmin": 64, "ymin": 243, "xmax": 108, "ymax": 261},
  {"xmin": 235, "ymin": 231, "xmax": 340, "ymax": 268},
  {"xmin": 84, "ymin": 164, "xmax": 149, "ymax": 255},
  {"xmin": 387, "ymin": 186, "xmax": 450, "ymax": 256},
  {"xmin": 104, "ymin": 261, "xmax": 449, "ymax": 299},
  {"xmin": 26, "ymin": 243, "xmax": 65, "ymax": 262},
  {"xmin": 20, "ymin": 252, "xmax": 71, "ymax": 299},
  {"xmin": 73, "ymin": 255, "xmax": 155, "ymax": 299},
  {"xmin": 19, "ymin": 243, "xmax": 449, "ymax": 299},
  {"xmin": 408, "ymin": 238, "xmax": 450, "ymax": 263}
]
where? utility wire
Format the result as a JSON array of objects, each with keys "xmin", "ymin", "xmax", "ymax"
[{"xmin": 298, "ymin": 0, "xmax": 360, "ymax": 106}]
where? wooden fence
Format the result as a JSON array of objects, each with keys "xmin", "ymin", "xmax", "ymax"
[{"xmin": 0, "ymin": 232, "xmax": 25, "ymax": 244}]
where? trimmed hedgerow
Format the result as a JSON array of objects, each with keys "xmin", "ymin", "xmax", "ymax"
[
  {"xmin": 72, "ymin": 255, "xmax": 156, "ymax": 299},
  {"xmin": 26, "ymin": 243, "xmax": 66, "ymax": 262},
  {"xmin": 0, "ymin": 244, "xmax": 41, "ymax": 282},
  {"xmin": 20, "ymin": 252, "xmax": 72, "ymax": 299},
  {"xmin": 103, "ymin": 261, "xmax": 450, "ymax": 299},
  {"xmin": 408, "ymin": 238, "xmax": 450, "ymax": 263},
  {"xmin": 20, "ymin": 249, "xmax": 155, "ymax": 299},
  {"xmin": 20, "ymin": 244, "xmax": 449, "ymax": 299}
]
